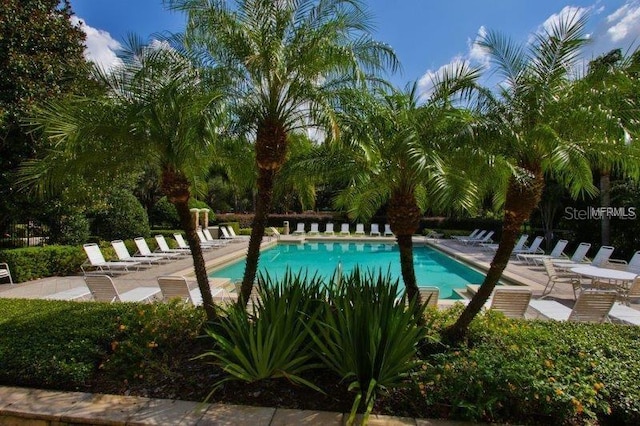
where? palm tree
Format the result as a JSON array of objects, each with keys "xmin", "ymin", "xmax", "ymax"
[
  {"xmin": 445, "ymin": 12, "xmax": 640, "ymax": 342},
  {"xmin": 20, "ymin": 38, "xmax": 226, "ymax": 320},
  {"xmin": 285, "ymin": 74, "xmax": 483, "ymax": 303},
  {"xmin": 168, "ymin": 0, "xmax": 398, "ymax": 306}
]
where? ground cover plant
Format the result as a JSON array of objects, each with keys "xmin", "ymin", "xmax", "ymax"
[{"xmin": 1, "ymin": 287, "xmax": 640, "ymax": 425}]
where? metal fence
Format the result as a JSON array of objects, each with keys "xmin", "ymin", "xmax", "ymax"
[{"xmin": 0, "ymin": 220, "xmax": 49, "ymax": 248}]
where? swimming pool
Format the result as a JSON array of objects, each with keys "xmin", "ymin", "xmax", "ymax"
[{"xmin": 209, "ymin": 242, "xmax": 486, "ymax": 298}]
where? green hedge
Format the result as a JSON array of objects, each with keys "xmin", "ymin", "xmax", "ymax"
[{"xmin": 0, "ymin": 245, "xmax": 86, "ymax": 283}]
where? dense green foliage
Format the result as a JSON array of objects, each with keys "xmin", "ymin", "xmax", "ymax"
[
  {"xmin": 0, "ymin": 0, "xmax": 88, "ymax": 226},
  {"xmin": 91, "ymin": 190, "xmax": 151, "ymax": 241},
  {"xmin": 0, "ymin": 245, "xmax": 85, "ymax": 282},
  {"xmin": 0, "ymin": 296, "xmax": 639, "ymax": 424}
]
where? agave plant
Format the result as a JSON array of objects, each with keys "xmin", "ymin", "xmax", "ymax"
[
  {"xmin": 199, "ymin": 270, "xmax": 327, "ymax": 396},
  {"xmin": 308, "ymin": 268, "xmax": 427, "ymax": 424}
]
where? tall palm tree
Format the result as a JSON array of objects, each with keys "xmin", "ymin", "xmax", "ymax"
[
  {"xmin": 168, "ymin": 0, "xmax": 398, "ymax": 306},
  {"xmin": 285, "ymin": 74, "xmax": 483, "ymax": 303},
  {"xmin": 445, "ymin": 12, "xmax": 640, "ymax": 342},
  {"xmin": 20, "ymin": 38, "xmax": 226, "ymax": 320}
]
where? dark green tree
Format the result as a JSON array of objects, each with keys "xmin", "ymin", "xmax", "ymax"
[{"xmin": 0, "ymin": 0, "xmax": 87, "ymax": 226}]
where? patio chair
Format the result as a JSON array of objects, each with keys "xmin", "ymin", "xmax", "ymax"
[
  {"xmin": 154, "ymin": 235, "xmax": 190, "ymax": 257},
  {"xmin": 82, "ymin": 243, "xmax": 139, "ymax": 275},
  {"xmin": 355, "ymin": 223, "xmax": 366, "ymax": 236},
  {"xmin": 196, "ymin": 230, "xmax": 223, "ymax": 249},
  {"xmin": 418, "ymin": 287, "xmax": 439, "ymax": 309},
  {"xmin": 84, "ymin": 274, "xmax": 160, "ymax": 303},
  {"xmin": 540, "ymin": 258, "xmax": 583, "ymax": 299},
  {"xmin": 308, "ymin": 223, "xmax": 320, "ymax": 236},
  {"xmin": 111, "ymin": 240, "xmax": 163, "ymax": 265},
  {"xmin": 529, "ymin": 290, "xmax": 617, "ymax": 323},
  {"xmin": 134, "ymin": 237, "xmax": 181, "ymax": 260},
  {"xmin": 157, "ymin": 276, "xmax": 223, "ymax": 306},
  {"xmin": 218, "ymin": 227, "xmax": 240, "ymax": 243},
  {"xmin": 516, "ymin": 239, "xmax": 568, "ymax": 265},
  {"xmin": 0, "ymin": 262, "xmax": 13, "ymax": 284},
  {"xmin": 489, "ymin": 288, "xmax": 532, "ymax": 319},
  {"xmin": 339, "ymin": 223, "xmax": 350, "ymax": 236},
  {"xmin": 554, "ymin": 244, "xmax": 613, "ymax": 270},
  {"xmin": 383, "ymin": 224, "xmax": 394, "ymax": 237},
  {"xmin": 459, "ymin": 230, "xmax": 487, "ymax": 244},
  {"xmin": 512, "ymin": 236, "xmax": 545, "ymax": 256},
  {"xmin": 481, "ymin": 234, "xmax": 527, "ymax": 252},
  {"xmin": 370, "ymin": 224, "xmax": 381, "ymax": 237},
  {"xmin": 293, "ymin": 223, "xmax": 306, "ymax": 235},
  {"xmin": 43, "ymin": 286, "xmax": 92, "ymax": 301},
  {"xmin": 452, "ymin": 229, "xmax": 481, "ymax": 241},
  {"xmin": 225, "ymin": 226, "xmax": 249, "ymax": 240},
  {"xmin": 606, "ymin": 250, "xmax": 640, "ymax": 274},
  {"xmin": 464, "ymin": 230, "xmax": 494, "ymax": 246},
  {"xmin": 324, "ymin": 223, "xmax": 335, "ymax": 236},
  {"xmin": 608, "ymin": 301, "xmax": 640, "ymax": 325}
]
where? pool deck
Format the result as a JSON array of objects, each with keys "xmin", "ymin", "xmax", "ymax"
[{"xmin": 0, "ymin": 235, "xmax": 636, "ymax": 425}]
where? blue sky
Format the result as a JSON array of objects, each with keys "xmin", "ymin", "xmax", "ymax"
[{"xmin": 70, "ymin": 0, "xmax": 640, "ymax": 93}]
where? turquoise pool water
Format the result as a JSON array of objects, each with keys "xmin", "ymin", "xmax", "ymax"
[{"xmin": 209, "ymin": 242, "xmax": 486, "ymax": 298}]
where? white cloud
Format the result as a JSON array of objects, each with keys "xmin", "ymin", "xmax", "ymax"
[
  {"xmin": 468, "ymin": 26, "xmax": 490, "ymax": 68},
  {"xmin": 70, "ymin": 16, "xmax": 122, "ymax": 71},
  {"xmin": 605, "ymin": 1, "xmax": 640, "ymax": 42},
  {"xmin": 417, "ymin": 56, "xmax": 467, "ymax": 99}
]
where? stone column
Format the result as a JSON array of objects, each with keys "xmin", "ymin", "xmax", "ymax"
[
  {"xmin": 200, "ymin": 209, "xmax": 210, "ymax": 229},
  {"xmin": 190, "ymin": 208, "xmax": 200, "ymax": 229}
]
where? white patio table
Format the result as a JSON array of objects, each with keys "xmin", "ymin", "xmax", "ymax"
[{"xmin": 570, "ymin": 266, "xmax": 638, "ymax": 301}]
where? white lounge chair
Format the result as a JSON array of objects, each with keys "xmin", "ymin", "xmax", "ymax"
[
  {"xmin": 308, "ymin": 223, "xmax": 320, "ymax": 236},
  {"xmin": 324, "ymin": 223, "xmax": 335, "ymax": 236},
  {"xmin": 383, "ymin": 224, "xmax": 394, "ymax": 237},
  {"xmin": 489, "ymin": 288, "xmax": 532, "ymax": 319},
  {"xmin": 82, "ymin": 243, "xmax": 139, "ymax": 275},
  {"xmin": 155, "ymin": 235, "xmax": 191, "ymax": 257},
  {"xmin": 459, "ymin": 230, "xmax": 487, "ymax": 244},
  {"xmin": 512, "ymin": 236, "xmax": 544, "ymax": 255},
  {"xmin": 465, "ymin": 230, "xmax": 494, "ymax": 246},
  {"xmin": 157, "ymin": 276, "xmax": 223, "ymax": 306},
  {"xmin": 452, "ymin": 229, "xmax": 481, "ymax": 241},
  {"xmin": 609, "ymin": 302, "xmax": 640, "ymax": 325},
  {"xmin": 293, "ymin": 223, "xmax": 306, "ymax": 235},
  {"xmin": 218, "ymin": 227, "xmax": 240, "ymax": 243},
  {"xmin": 540, "ymin": 258, "xmax": 582, "ymax": 299},
  {"xmin": 481, "ymin": 234, "xmax": 527, "ymax": 252},
  {"xmin": 517, "ymin": 239, "xmax": 568, "ymax": 265},
  {"xmin": 339, "ymin": 223, "xmax": 350, "ymax": 236},
  {"xmin": 370, "ymin": 224, "xmax": 381, "ymax": 237},
  {"xmin": 529, "ymin": 290, "xmax": 617, "ymax": 323},
  {"xmin": 355, "ymin": 223, "xmax": 365, "ymax": 236},
  {"xmin": 134, "ymin": 237, "xmax": 181, "ymax": 260},
  {"xmin": 112, "ymin": 240, "xmax": 163, "ymax": 265},
  {"xmin": 196, "ymin": 230, "xmax": 223, "ymax": 248},
  {"xmin": 0, "ymin": 262, "xmax": 13, "ymax": 284},
  {"xmin": 225, "ymin": 226, "xmax": 249, "ymax": 240},
  {"xmin": 606, "ymin": 250, "xmax": 640, "ymax": 274},
  {"xmin": 84, "ymin": 274, "xmax": 160, "ymax": 303},
  {"xmin": 43, "ymin": 286, "xmax": 91, "ymax": 301},
  {"xmin": 554, "ymin": 245, "xmax": 614, "ymax": 270}
]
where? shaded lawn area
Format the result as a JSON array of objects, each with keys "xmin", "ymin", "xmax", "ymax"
[{"xmin": 0, "ymin": 298, "xmax": 639, "ymax": 425}]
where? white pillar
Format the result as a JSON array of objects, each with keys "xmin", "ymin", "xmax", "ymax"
[
  {"xmin": 200, "ymin": 209, "xmax": 210, "ymax": 229},
  {"xmin": 190, "ymin": 208, "xmax": 200, "ymax": 229}
]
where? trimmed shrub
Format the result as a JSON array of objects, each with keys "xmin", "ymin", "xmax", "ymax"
[
  {"xmin": 0, "ymin": 245, "xmax": 85, "ymax": 283},
  {"xmin": 48, "ymin": 211, "xmax": 90, "ymax": 245},
  {"xmin": 91, "ymin": 190, "xmax": 150, "ymax": 241}
]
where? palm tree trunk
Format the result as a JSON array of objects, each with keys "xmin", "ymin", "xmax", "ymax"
[
  {"xmin": 161, "ymin": 167, "xmax": 217, "ymax": 321},
  {"xmin": 240, "ymin": 119, "xmax": 287, "ymax": 307},
  {"xmin": 387, "ymin": 191, "xmax": 421, "ymax": 304},
  {"xmin": 443, "ymin": 172, "xmax": 544, "ymax": 344}
]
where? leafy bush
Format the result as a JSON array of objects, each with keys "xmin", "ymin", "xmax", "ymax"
[
  {"xmin": 149, "ymin": 197, "xmax": 180, "ymax": 228},
  {"xmin": 101, "ymin": 300, "xmax": 206, "ymax": 382},
  {"xmin": 0, "ymin": 299, "xmax": 129, "ymax": 388},
  {"xmin": 48, "ymin": 211, "xmax": 90, "ymax": 245},
  {"xmin": 91, "ymin": 189, "xmax": 150, "ymax": 241},
  {"xmin": 0, "ymin": 245, "xmax": 86, "ymax": 282},
  {"xmin": 201, "ymin": 271, "xmax": 326, "ymax": 395},
  {"xmin": 309, "ymin": 269, "xmax": 427, "ymax": 424},
  {"xmin": 419, "ymin": 308, "xmax": 640, "ymax": 425}
]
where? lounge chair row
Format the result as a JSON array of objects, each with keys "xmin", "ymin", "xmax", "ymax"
[
  {"xmin": 423, "ymin": 286, "xmax": 640, "ymax": 325},
  {"xmin": 45, "ymin": 274, "xmax": 229, "ymax": 305},
  {"xmin": 292, "ymin": 222, "xmax": 394, "ymax": 237}
]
